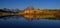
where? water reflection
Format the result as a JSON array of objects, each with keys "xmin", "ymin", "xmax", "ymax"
[
  {"xmin": 0, "ymin": 16, "xmax": 60, "ymax": 21},
  {"xmin": 0, "ymin": 16, "xmax": 60, "ymax": 28},
  {"xmin": 0, "ymin": 16, "xmax": 19, "ymax": 20}
]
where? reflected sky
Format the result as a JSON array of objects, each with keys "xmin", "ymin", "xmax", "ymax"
[{"xmin": 0, "ymin": 16, "xmax": 60, "ymax": 28}]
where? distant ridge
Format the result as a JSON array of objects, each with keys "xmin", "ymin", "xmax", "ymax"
[
  {"xmin": 0, "ymin": 8, "xmax": 20, "ymax": 12},
  {"xmin": 0, "ymin": 9, "xmax": 15, "ymax": 12}
]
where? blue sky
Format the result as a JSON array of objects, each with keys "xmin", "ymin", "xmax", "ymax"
[{"xmin": 0, "ymin": 0, "xmax": 60, "ymax": 10}]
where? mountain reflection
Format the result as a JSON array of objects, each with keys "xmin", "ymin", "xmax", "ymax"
[
  {"xmin": 0, "ymin": 16, "xmax": 20, "ymax": 20},
  {"xmin": 0, "ymin": 15, "xmax": 59, "ymax": 21}
]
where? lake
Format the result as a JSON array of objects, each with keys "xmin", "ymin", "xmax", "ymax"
[{"xmin": 0, "ymin": 16, "xmax": 60, "ymax": 28}]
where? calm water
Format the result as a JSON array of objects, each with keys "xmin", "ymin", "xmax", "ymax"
[{"xmin": 0, "ymin": 16, "xmax": 60, "ymax": 28}]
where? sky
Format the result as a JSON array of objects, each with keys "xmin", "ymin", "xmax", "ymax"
[{"xmin": 0, "ymin": 0, "xmax": 60, "ymax": 10}]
